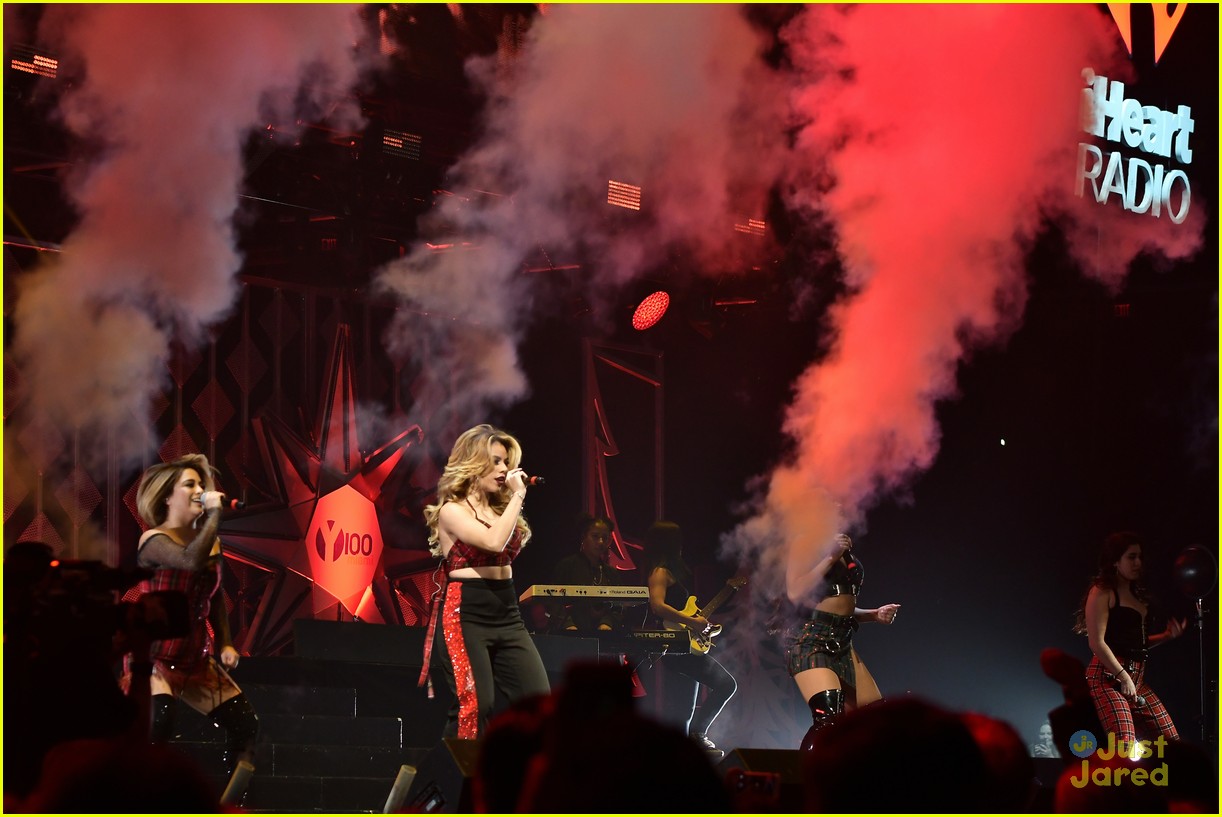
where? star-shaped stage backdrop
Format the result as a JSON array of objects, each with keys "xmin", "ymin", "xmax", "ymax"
[{"xmin": 216, "ymin": 325, "xmax": 441, "ymax": 656}]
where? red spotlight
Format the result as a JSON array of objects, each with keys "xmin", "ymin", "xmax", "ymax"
[{"xmin": 632, "ymin": 291, "xmax": 670, "ymax": 330}]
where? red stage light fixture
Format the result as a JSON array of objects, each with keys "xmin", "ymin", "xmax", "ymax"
[
  {"xmin": 608, "ymin": 180, "xmax": 642, "ymax": 211},
  {"xmin": 733, "ymin": 218, "xmax": 766, "ymax": 236},
  {"xmin": 9, "ymin": 46, "xmax": 57, "ymax": 78},
  {"xmin": 632, "ymin": 291, "xmax": 670, "ymax": 330},
  {"xmin": 383, "ymin": 129, "xmax": 422, "ymax": 160}
]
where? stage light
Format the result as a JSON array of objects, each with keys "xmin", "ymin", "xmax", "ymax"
[
  {"xmin": 9, "ymin": 46, "xmax": 58, "ymax": 78},
  {"xmin": 383, "ymin": 129, "xmax": 422, "ymax": 160},
  {"xmin": 632, "ymin": 291, "xmax": 670, "ymax": 330},
  {"xmin": 608, "ymin": 180, "xmax": 642, "ymax": 211},
  {"xmin": 733, "ymin": 218, "xmax": 766, "ymax": 236}
]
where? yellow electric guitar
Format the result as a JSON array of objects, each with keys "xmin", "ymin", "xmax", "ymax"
[{"xmin": 665, "ymin": 577, "xmax": 747, "ymax": 654}]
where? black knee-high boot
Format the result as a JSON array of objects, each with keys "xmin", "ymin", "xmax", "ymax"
[
  {"xmin": 150, "ymin": 694, "xmax": 177, "ymax": 743},
  {"xmin": 209, "ymin": 694, "xmax": 259, "ymax": 774},
  {"xmin": 800, "ymin": 688, "xmax": 844, "ymax": 751}
]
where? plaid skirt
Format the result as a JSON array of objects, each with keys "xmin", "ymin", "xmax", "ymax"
[{"xmin": 785, "ymin": 610, "xmax": 858, "ymax": 689}]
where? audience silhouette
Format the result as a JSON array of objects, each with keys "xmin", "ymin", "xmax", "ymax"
[
  {"xmin": 4, "ymin": 542, "xmax": 224, "ymax": 812},
  {"xmin": 513, "ymin": 662, "xmax": 733, "ymax": 812},
  {"xmin": 961, "ymin": 711, "xmax": 1038, "ymax": 811},
  {"xmin": 473, "ymin": 692, "xmax": 555, "ymax": 812},
  {"xmin": 802, "ymin": 697, "xmax": 992, "ymax": 812},
  {"xmin": 21, "ymin": 738, "xmax": 222, "ymax": 813},
  {"xmin": 4, "ymin": 544, "xmax": 140, "ymax": 802}
]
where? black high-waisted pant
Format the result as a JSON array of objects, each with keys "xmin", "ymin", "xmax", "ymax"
[{"xmin": 437, "ymin": 577, "xmax": 550, "ymax": 738}]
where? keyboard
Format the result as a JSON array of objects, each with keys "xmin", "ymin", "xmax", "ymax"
[
  {"xmin": 519, "ymin": 584, "xmax": 650, "ymax": 604},
  {"xmin": 597, "ymin": 629, "xmax": 691, "ymax": 654}
]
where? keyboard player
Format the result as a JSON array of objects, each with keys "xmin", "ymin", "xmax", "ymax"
[{"xmin": 549, "ymin": 514, "xmax": 633, "ymax": 633}]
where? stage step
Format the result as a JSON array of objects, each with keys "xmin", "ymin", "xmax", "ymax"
[
  {"xmin": 174, "ymin": 710, "xmax": 403, "ymax": 748},
  {"xmin": 211, "ymin": 772, "xmax": 403, "ymax": 813},
  {"xmin": 242, "ymin": 682, "xmax": 358, "ymax": 717},
  {"xmin": 164, "ymin": 656, "xmax": 440, "ymax": 812},
  {"xmin": 172, "ymin": 740, "xmax": 430, "ymax": 811},
  {"xmin": 174, "ymin": 740, "xmax": 428, "ymax": 779}
]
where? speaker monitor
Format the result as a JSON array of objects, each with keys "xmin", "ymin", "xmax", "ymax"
[
  {"xmin": 402, "ymin": 738, "xmax": 481, "ymax": 813},
  {"xmin": 717, "ymin": 748, "xmax": 804, "ymax": 813}
]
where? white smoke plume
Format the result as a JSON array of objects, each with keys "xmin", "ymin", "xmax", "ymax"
[
  {"xmin": 11, "ymin": 5, "xmax": 369, "ymax": 471},
  {"xmin": 724, "ymin": 4, "xmax": 1206, "ymax": 601},
  {"xmin": 374, "ymin": 4, "xmax": 787, "ymax": 419}
]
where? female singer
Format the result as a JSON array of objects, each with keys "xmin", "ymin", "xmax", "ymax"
[
  {"xmin": 128, "ymin": 454, "xmax": 258, "ymax": 776},
  {"xmin": 1076, "ymin": 532, "xmax": 1183, "ymax": 752},
  {"xmin": 420, "ymin": 424, "xmax": 550, "ymax": 738},
  {"xmin": 785, "ymin": 533, "xmax": 900, "ymax": 750}
]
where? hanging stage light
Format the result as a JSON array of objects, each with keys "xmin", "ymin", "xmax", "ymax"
[
  {"xmin": 607, "ymin": 180, "xmax": 642, "ymax": 211},
  {"xmin": 631, "ymin": 290, "xmax": 670, "ymax": 330}
]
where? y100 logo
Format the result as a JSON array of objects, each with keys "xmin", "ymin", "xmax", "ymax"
[
  {"xmin": 316, "ymin": 524, "xmax": 375, "ymax": 561},
  {"xmin": 305, "ymin": 484, "xmax": 385, "ymax": 605}
]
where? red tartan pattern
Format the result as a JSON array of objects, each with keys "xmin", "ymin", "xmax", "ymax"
[
  {"xmin": 126, "ymin": 558, "xmax": 223, "ymax": 672},
  {"xmin": 1085, "ymin": 656, "xmax": 1179, "ymax": 746}
]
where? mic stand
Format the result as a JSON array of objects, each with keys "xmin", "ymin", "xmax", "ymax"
[
  {"xmin": 1193, "ymin": 597, "xmax": 1211, "ymax": 743},
  {"xmin": 1172, "ymin": 544, "xmax": 1217, "ymax": 745}
]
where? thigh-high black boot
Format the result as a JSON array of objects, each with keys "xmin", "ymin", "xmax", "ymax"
[
  {"xmin": 150, "ymin": 694, "xmax": 177, "ymax": 743},
  {"xmin": 209, "ymin": 694, "xmax": 259, "ymax": 774},
  {"xmin": 800, "ymin": 688, "xmax": 844, "ymax": 751},
  {"xmin": 210, "ymin": 694, "xmax": 259, "ymax": 805}
]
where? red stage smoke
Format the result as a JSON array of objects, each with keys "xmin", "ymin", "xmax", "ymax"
[{"xmin": 731, "ymin": 4, "xmax": 1204, "ymax": 589}]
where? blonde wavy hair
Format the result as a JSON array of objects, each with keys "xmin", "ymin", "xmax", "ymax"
[
  {"xmin": 135, "ymin": 453, "xmax": 218, "ymax": 528},
  {"xmin": 424, "ymin": 424, "xmax": 532, "ymax": 557}
]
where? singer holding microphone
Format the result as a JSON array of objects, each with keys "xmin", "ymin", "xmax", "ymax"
[
  {"xmin": 1076, "ymin": 532, "xmax": 1184, "ymax": 753},
  {"xmin": 126, "ymin": 454, "xmax": 259, "ymax": 783},
  {"xmin": 419, "ymin": 424, "xmax": 550, "ymax": 739},
  {"xmin": 784, "ymin": 533, "xmax": 900, "ymax": 751}
]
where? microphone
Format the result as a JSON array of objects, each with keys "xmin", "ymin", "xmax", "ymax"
[
  {"xmin": 525, "ymin": 475, "xmax": 546, "ymax": 487},
  {"xmin": 196, "ymin": 492, "xmax": 246, "ymax": 511},
  {"xmin": 1111, "ymin": 674, "xmax": 1146, "ymax": 708}
]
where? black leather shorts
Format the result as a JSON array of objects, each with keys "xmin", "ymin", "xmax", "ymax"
[{"xmin": 785, "ymin": 610, "xmax": 858, "ymax": 687}]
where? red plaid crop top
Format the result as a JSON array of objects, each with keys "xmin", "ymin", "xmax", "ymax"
[
  {"xmin": 445, "ymin": 527, "xmax": 524, "ymax": 569},
  {"xmin": 444, "ymin": 499, "xmax": 525, "ymax": 569}
]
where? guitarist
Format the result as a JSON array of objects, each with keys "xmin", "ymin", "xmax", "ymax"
[{"xmin": 642, "ymin": 521, "xmax": 738, "ymax": 756}]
